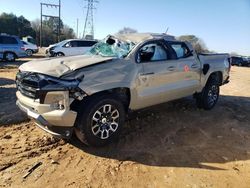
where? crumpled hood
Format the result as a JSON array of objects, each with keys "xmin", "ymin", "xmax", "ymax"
[{"xmin": 19, "ymin": 55, "xmax": 114, "ymax": 77}]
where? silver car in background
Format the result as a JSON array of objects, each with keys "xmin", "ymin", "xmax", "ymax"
[{"xmin": 45, "ymin": 39, "xmax": 97, "ymax": 57}]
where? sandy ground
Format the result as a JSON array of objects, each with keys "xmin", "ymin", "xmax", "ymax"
[{"xmin": 0, "ymin": 58, "xmax": 250, "ymax": 188}]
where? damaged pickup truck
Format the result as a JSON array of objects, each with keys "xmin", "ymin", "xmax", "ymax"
[{"xmin": 16, "ymin": 33, "xmax": 230, "ymax": 146}]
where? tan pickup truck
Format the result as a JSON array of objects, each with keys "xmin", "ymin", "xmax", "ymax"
[{"xmin": 16, "ymin": 33, "xmax": 230, "ymax": 146}]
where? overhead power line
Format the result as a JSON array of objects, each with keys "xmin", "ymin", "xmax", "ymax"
[
  {"xmin": 83, "ymin": 0, "xmax": 98, "ymax": 40},
  {"xmin": 40, "ymin": 0, "xmax": 61, "ymax": 47}
]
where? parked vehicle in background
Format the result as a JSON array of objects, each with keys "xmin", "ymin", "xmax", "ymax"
[
  {"xmin": 21, "ymin": 40, "xmax": 38, "ymax": 56},
  {"xmin": 0, "ymin": 34, "xmax": 26, "ymax": 61},
  {"xmin": 231, "ymin": 56, "xmax": 250, "ymax": 67},
  {"xmin": 22, "ymin": 36, "xmax": 37, "ymax": 45},
  {"xmin": 45, "ymin": 39, "xmax": 97, "ymax": 57},
  {"xmin": 16, "ymin": 33, "xmax": 230, "ymax": 146}
]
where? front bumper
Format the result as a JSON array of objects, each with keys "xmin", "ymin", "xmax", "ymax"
[
  {"xmin": 16, "ymin": 91, "xmax": 77, "ymax": 138},
  {"xmin": 33, "ymin": 49, "xmax": 39, "ymax": 54}
]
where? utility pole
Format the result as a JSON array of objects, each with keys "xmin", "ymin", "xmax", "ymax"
[
  {"xmin": 83, "ymin": 0, "xmax": 98, "ymax": 40},
  {"xmin": 40, "ymin": 1, "xmax": 61, "ymax": 47},
  {"xmin": 58, "ymin": 0, "xmax": 61, "ymax": 42},
  {"xmin": 40, "ymin": 3, "xmax": 42, "ymax": 47},
  {"xmin": 76, "ymin": 18, "xmax": 79, "ymax": 38}
]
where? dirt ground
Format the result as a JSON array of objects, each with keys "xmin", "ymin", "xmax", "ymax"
[{"xmin": 0, "ymin": 57, "xmax": 250, "ymax": 188}]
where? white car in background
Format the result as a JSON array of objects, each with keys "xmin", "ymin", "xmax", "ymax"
[
  {"xmin": 45, "ymin": 39, "xmax": 97, "ymax": 57},
  {"xmin": 21, "ymin": 41, "xmax": 38, "ymax": 56}
]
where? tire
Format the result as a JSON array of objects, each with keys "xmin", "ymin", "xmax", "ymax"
[
  {"xmin": 26, "ymin": 49, "xmax": 33, "ymax": 56},
  {"xmin": 75, "ymin": 94, "xmax": 125, "ymax": 147},
  {"xmin": 4, "ymin": 52, "xmax": 16, "ymax": 62},
  {"xmin": 196, "ymin": 76, "xmax": 220, "ymax": 110},
  {"xmin": 56, "ymin": 52, "xmax": 65, "ymax": 57},
  {"xmin": 238, "ymin": 63, "xmax": 242, "ymax": 66}
]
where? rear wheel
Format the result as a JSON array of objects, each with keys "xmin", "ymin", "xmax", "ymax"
[
  {"xmin": 75, "ymin": 94, "xmax": 125, "ymax": 147},
  {"xmin": 4, "ymin": 52, "xmax": 16, "ymax": 62},
  {"xmin": 56, "ymin": 52, "xmax": 65, "ymax": 57},
  {"xmin": 196, "ymin": 76, "xmax": 220, "ymax": 110},
  {"xmin": 26, "ymin": 49, "xmax": 33, "ymax": 56}
]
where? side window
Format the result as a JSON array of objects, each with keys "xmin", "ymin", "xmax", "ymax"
[
  {"xmin": 170, "ymin": 43, "xmax": 190, "ymax": 59},
  {"xmin": 84, "ymin": 41, "xmax": 97, "ymax": 46},
  {"xmin": 78, "ymin": 41, "xmax": 97, "ymax": 47},
  {"xmin": 137, "ymin": 43, "xmax": 168, "ymax": 63},
  {"xmin": 70, "ymin": 41, "xmax": 78, "ymax": 47},
  {"xmin": 88, "ymin": 41, "xmax": 97, "ymax": 46},
  {"xmin": 2, "ymin": 36, "xmax": 18, "ymax": 44},
  {"xmin": 77, "ymin": 41, "xmax": 87, "ymax": 47}
]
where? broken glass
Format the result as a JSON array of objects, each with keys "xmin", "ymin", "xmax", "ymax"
[{"xmin": 87, "ymin": 36, "xmax": 135, "ymax": 58}]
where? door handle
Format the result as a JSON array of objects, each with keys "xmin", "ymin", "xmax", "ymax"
[
  {"xmin": 140, "ymin": 72, "xmax": 154, "ymax": 76},
  {"xmin": 191, "ymin": 64, "xmax": 199, "ymax": 69},
  {"xmin": 167, "ymin": 66, "xmax": 176, "ymax": 71}
]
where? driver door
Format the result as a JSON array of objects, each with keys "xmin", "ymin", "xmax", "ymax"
[{"xmin": 134, "ymin": 41, "xmax": 178, "ymax": 109}]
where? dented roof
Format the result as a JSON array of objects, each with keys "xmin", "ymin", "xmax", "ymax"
[{"xmin": 114, "ymin": 33, "xmax": 176, "ymax": 43}]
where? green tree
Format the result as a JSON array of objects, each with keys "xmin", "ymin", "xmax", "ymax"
[{"xmin": 0, "ymin": 13, "xmax": 36, "ymax": 38}]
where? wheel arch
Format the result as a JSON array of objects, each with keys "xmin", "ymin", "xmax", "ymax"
[
  {"xmin": 206, "ymin": 71, "xmax": 223, "ymax": 86},
  {"xmin": 3, "ymin": 51, "xmax": 17, "ymax": 58},
  {"xmin": 57, "ymin": 52, "xmax": 65, "ymax": 56},
  {"xmin": 71, "ymin": 87, "xmax": 131, "ymax": 113}
]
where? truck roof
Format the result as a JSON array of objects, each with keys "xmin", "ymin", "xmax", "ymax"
[{"xmin": 114, "ymin": 33, "xmax": 176, "ymax": 43}]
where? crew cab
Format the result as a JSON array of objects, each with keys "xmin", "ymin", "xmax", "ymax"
[{"xmin": 16, "ymin": 33, "xmax": 230, "ymax": 146}]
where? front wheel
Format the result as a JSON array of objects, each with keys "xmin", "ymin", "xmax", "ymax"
[
  {"xmin": 4, "ymin": 52, "xmax": 16, "ymax": 62},
  {"xmin": 196, "ymin": 78, "xmax": 220, "ymax": 110},
  {"xmin": 75, "ymin": 94, "xmax": 125, "ymax": 147}
]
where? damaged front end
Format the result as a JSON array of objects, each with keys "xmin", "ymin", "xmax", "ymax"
[{"xmin": 16, "ymin": 71, "xmax": 86, "ymax": 138}]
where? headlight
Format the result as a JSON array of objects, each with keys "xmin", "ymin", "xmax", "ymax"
[{"xmin": 35, "ymin": 74, "xmax": 82, "ymax": 104}]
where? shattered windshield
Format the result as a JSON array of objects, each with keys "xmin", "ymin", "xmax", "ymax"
[{"xmin": 87, "ymin": 36, "xmax": 135, "ymax": 58}]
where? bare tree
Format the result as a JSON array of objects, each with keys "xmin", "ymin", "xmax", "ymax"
[
  {"xmin": 31, "ymin": 19, "xmax": 75, "ymax": 47},
  {"xmin": 178, "ymin": 35, "xmax": 209, "ymax": 53},
  {"xmin": 117, "ymin": 27, "xmax": 137, "ymax": 34}
]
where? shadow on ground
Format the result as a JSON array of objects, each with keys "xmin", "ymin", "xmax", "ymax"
[
  {"xmin": 71, "ymin": 95, "xmax": 250, "ymax": 170},
  {"xmin": 0, "ymin": 78, "xmax": 28, "ymax": 125}
]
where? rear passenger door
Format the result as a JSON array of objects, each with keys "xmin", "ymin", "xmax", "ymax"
[{"xmin": 167, "ymin": 42, "xmax": 201, "ymax": 93}]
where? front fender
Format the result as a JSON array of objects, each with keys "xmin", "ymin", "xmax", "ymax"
[{"xmin": 80, "ymin": 82, "xmax": 131, "ymax": 96}]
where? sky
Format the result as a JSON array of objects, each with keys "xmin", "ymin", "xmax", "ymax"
[{"xmin": 0, "ymin": 0, "xmax": 250, "ymax": 55}]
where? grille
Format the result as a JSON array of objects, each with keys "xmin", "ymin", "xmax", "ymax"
[{"xmin": 16, "ymin": 72, "xmax": 40, "ymax": 99}]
